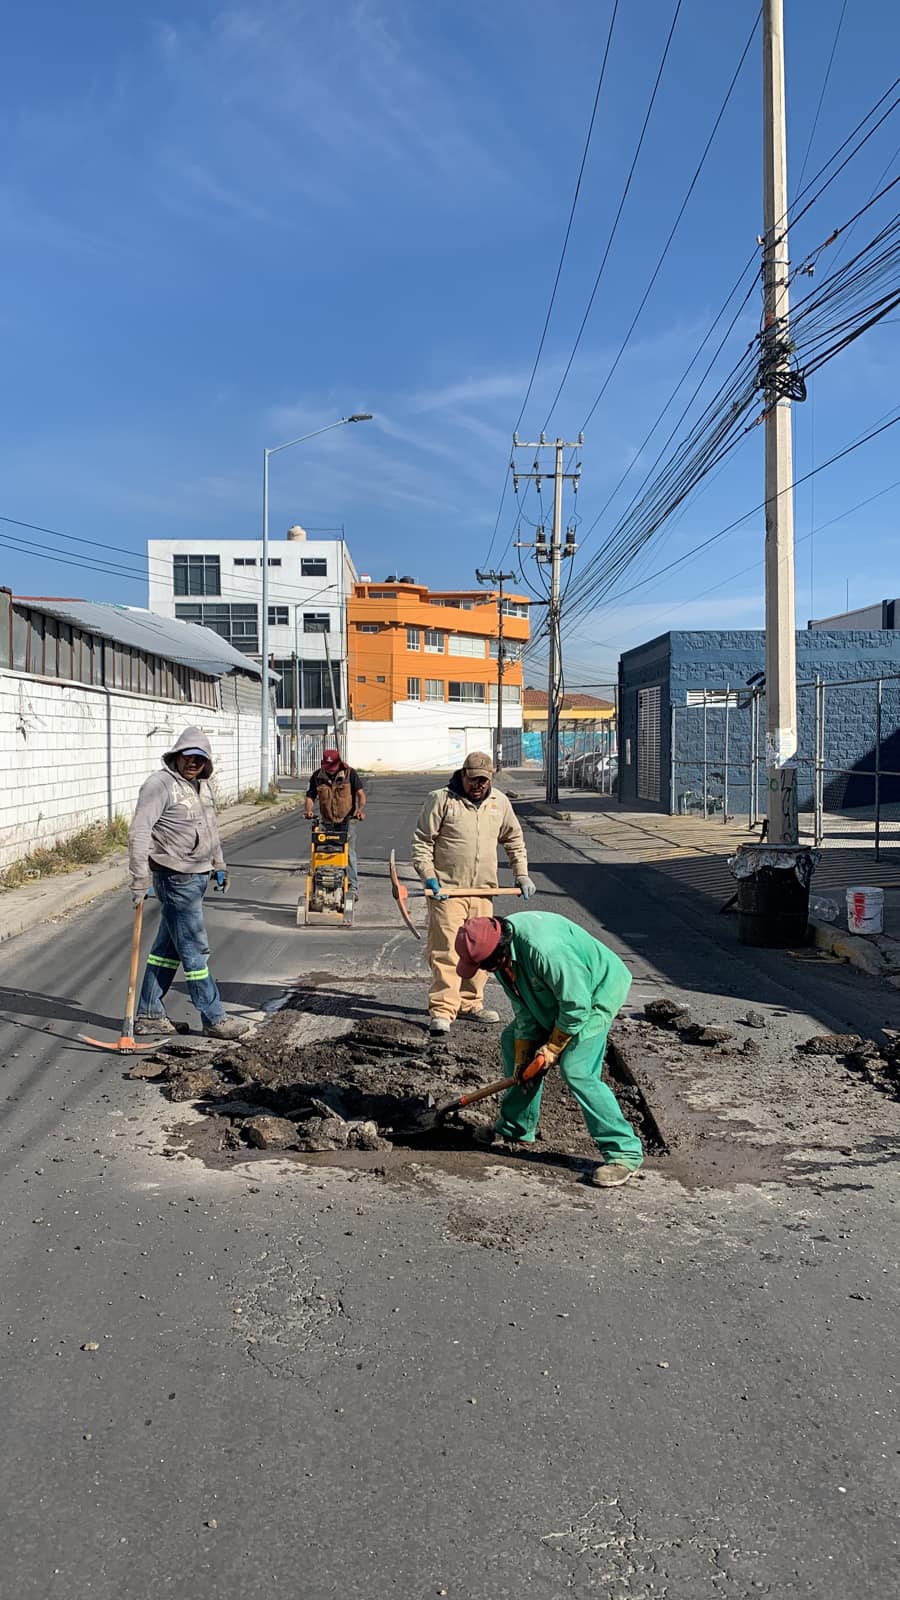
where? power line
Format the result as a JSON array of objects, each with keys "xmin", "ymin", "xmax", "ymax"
[
  {"xmin": 793, "ymin": 0, "xmax": 848, "ymax": 197},
  {"xmin": 480, "ymin": 0, "xmax": 620, "ymax": 567},
  {"xmin": 541, "ymin": 0, "xmax": 685, "ymax": 434}
]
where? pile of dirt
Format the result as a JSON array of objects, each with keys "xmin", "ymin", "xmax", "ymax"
[{"xmin": 136, "ymin": 1011, "xmax": 663, "ymax": 1167}]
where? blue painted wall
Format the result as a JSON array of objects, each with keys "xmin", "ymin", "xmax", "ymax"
[{"xmin": 619, "ymin": 629, "xmax": 900, "ymax": 813}]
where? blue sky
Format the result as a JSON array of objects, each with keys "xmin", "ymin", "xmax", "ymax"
[{"xmin": 2, "ymin": 0, "xmax": 899, "ymax": 683}]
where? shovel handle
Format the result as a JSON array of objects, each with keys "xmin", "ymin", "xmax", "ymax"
[
  {"xmin": 427, "ymin": 887, "xmax": 523, "ymax": 900},
  {"xmin": 455, "ymin": 1052, "xmax": 548, "ymax": 1110}
]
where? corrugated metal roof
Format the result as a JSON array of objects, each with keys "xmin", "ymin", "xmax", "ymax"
[{"xmin": 13, "ymin": 597, "xmax": 266, "ymax": 680}]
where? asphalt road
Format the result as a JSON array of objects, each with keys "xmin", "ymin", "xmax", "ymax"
[{"xmin": 0, "ymin": 775, "xmax": 897, "ymax": 1598}]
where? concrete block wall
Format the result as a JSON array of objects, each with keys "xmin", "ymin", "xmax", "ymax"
[
  {"xmin": 618, "ymin": 630, "xmax": 900, "ymax": 815},
  {"xmin": 0, "ymin": 670, "xmax": 272, "ymax": 871},
  {"xmin": 617, "ymin": 633, "xmax": 671, "ymax": 807}
]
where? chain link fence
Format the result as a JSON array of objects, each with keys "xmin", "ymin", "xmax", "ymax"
[{"xmin": 671, "ymin": 674, "xmax": 900, "ymax": 858}]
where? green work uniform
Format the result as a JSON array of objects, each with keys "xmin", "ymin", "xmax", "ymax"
[{"xmin": 491, "ymin": 911, "xmax": 643, "ymax": 1169}]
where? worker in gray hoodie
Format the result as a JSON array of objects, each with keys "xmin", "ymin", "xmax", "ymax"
[{"xmin": 128, "ymin": 726, "xmax": 249, "ymax": 1040}]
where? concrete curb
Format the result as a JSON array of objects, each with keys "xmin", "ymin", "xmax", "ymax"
[
  {"xmin": 0, "ymin": 794, "xmax": 306, "ymax": 947},
  {"xmin": 809, "ymin": 917, "xmax": 900, "ymax": 980}
]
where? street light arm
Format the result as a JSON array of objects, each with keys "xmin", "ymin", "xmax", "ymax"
[{"xmin": 265, "ymin": 414, "xmax": 373, "ymax": 458}]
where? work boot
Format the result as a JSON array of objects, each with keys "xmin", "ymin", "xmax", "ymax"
[
  {"xmin": 134, "ymin": 1014, "xmax": 177, "ymax": 1036},
  {"xmin": 203, "ymin": 1017, "xmax": 252, "ymax": 1042},
  {"xmin": 460, "ymin": 1008, "xmax": 500, "ymax": 1025},
  {"xmin": 589, "ymin": 1162, "xmax": 639, "ymax": 1189},
  {"xmin": 429, "ymin": 1015, "xmax": 451, "ymax": 1036}
]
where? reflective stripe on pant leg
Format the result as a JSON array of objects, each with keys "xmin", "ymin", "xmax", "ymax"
[
  {"xmin": 153, "ymin": 873, "xmax": 224, "ymax": 1026},
  {"xmin": 137, "ymin": 893, "xmax": 182, "ymax": 1016}
]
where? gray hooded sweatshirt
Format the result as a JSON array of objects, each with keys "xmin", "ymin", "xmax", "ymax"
[{"xmin": 128, "ymin": 726, "xmax": 225, "ymax": 892}]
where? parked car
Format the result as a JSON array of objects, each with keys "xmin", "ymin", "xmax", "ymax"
[{"xmin": 565, "ymin": 750, "xmax": 618, "ymax": 788}]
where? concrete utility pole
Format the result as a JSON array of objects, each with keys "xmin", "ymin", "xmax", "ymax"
[
  {"xmin": 475, "ymin": 567, "xmax": 517, "ymax": 770},
  {"xmin": 761, "ymin": 0, "xmax": 799, "ymax": 844},
  {"xmin": 513, "ymin": 434, "xmax": 581, "ymax": 806}
]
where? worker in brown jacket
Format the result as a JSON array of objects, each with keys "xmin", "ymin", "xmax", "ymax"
[
  {"xmin": 412, "ymin": 751, "xmax": 535, "ymax": 1034},
  {"xmin": 304, "ymin": 749, "xmax": 366, "ymax": 902}
]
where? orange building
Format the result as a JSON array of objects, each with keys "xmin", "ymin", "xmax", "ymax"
[{"xmin": 346, "ymin": 578, "xmax": 530, "ymax": 769}]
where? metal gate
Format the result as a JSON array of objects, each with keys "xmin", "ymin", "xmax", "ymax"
[{"xmin": 638, "ymin": 686, "xmax": 661, "ymax": 801}]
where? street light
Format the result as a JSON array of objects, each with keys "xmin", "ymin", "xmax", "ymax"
[{"xmin": 259, "ymin": 413, "xmax": 373, "ymax": 791}]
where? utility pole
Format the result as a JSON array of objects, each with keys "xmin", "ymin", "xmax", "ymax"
[
  {"xmin": 475, "ymin": 567, "xmax": 517, "ymax": 770},
  {"xmin": 513, "ymin": 434, "xmax": 581, "ymax": 805},
  {"xmin": 761, "ymin": 0, "xmax": 799, "ymax": 844},
  {"xmin": 290, "ymin": 651, "xmax": 299, "ymax": 777}
]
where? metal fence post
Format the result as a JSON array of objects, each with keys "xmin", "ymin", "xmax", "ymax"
[
  {"xmin": 814, "ymin": 676, "xmax": 825, "ymax": 846},
  {"xmin": 723, "ymin": 684, "xmax": 731, "ymax": 824},
  {"xmin": 702, "ymin": 692, "xmax": 709, "ymax": 818},
  {"xmin": 670, "ymin": 705, "xmax": 677, "ymax": 814},
  {"xmin": 875, "ymin": 677, "xmax": 883, "ymax": 862},
  {"xmin": 749, "ymin": 690, "xmax": 757, "ymax": 827}
]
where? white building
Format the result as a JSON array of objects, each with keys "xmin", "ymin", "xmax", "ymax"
[
  {"xmin": 0, "ymin": 590, "xmax": 275, "ymax": 872},
  {"xmin": 147, "ymin": 527, "xmax": 357, "ymax": 770}
]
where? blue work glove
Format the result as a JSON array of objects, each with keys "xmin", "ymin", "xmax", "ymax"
[
  {"xmin": 214, "ymin": 870, "xmax": 229, "ymax": 895},
  {"xmin": 516, "ymin": 874, "xmax": 537, "ymax": 900},
  {"xmin": 424, "ymin": 876, "xmax": 447, "ymax": 902}
]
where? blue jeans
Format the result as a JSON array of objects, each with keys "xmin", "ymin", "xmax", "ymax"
[{"xmin": 137, "ymin": 870, "xmax": 225, "ymax": 1026}]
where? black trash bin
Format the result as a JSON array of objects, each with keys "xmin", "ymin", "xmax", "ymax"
[{"xmin": 731, "ymin": 844, "xmax": 817, "ymax": 949}]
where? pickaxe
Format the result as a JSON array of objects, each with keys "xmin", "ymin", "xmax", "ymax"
[
  {"xmin": 388, "ymin": 850, "xmax": 522, "ymax": 939},
  {"xmin": 80, "ymin": 899, "xmax": 156, "ymax": 1054}
]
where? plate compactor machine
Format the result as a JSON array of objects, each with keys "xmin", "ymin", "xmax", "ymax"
[{"xmin": 299, "ymin": 820, "xmax": 354, "ymax": 927}]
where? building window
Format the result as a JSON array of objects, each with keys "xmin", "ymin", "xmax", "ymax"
[
  {"xmin": 301, "ymin": 558, "xmax": 328, "ymax": 577},
  {"xmin": 407, "ymin": 676, "xmax": 421, "ymax": 700},
  {"xmin": 376, "ymin": 675, "xmax": 386, "ymax": 683},
  {"xmin": 233, "ymin": 557, "xmax": 257, "ymax": 567},
  {"xmin": 268, "ymin": 558, "xmax": 281, "ymax": 567},
  {"xmin": 448, "ymin": 681, "xmax": 485, "ymax": 703},
  {"xmin": 268, "ymin": 606, "xmax": 289, "ymax": 626},
  {"xmin": 367, "ymin": 590, "xmax": 395, "ymax": 599},
  {"xmin": 357, "ymin": 675, "xmax": 366, "ymax": 682},
  {"xmin": 357, "ymin": 623, "xmax": 380, "ymax": 634},
  {"xmin": 407, "ymin": 625, "xmax": 421, "ymax": 651},
  {"xmin": 448, "ymin": 634, "xmax": 486, "ymax": 658},
  {"xmin": 425, "ymin": 679, "xmax": 444, "ymax": 701},
  {"xmin": 501, "ymin": 599, "xmax": 529, "ymax": 618},
  {"xmin": 173, "ymin": 554, "xmax": 221, "ymax": 596},
  {"xmin": 425, "ymin": 628, "xmax": 444, "ymax": 653},
  {"xmin": 489, "ymin": 639, "xmax": 523, "ymax": 662},
  {"xmin": 270, "ymin": 658, "xmax": 341, "ymax": 710},
  {"xmin": 488, "ymin": 684, "xmax": 522, "ymax": 703},
  {"xmin": 175, "ymin": 602, "xmax": 258, "ymax": 652},
  {"xmin": 303, "ymin": 612, "xmax": 330, "ymax": 633}
]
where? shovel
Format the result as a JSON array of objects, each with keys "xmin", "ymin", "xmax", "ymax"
[
  {"xmin": 388, "ymin": 850, "xmax": 522, "ymax": 939},
  {"xmin": 392, "ymin": 1050, "xmax": 549, "ymax": 1136},
  {"xmin": 80, "ymin": 899, "xmax": 156, "ymax": 1055}
]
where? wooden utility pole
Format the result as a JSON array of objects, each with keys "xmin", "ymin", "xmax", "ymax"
[
  {"xmin": 762, "ymin": 0, "xmax": 799, "ymax": 843},
  {"xmin": 513, "ymin": 434, "xmax": 581, "ymax": 805},
  {"xmin": 476, "ymin": 567, "xmax": 517, "ymax": 770}
]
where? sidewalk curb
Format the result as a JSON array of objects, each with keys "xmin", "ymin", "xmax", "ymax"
[
  {"xmin": 809, "ymin": 917, "xmax": 900, "ymax": 979},
  {"xmin": 0, "ymin": 794, "xmax": 306, "ymax": 947}
]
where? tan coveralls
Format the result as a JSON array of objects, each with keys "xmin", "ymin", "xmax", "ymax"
[{"xmin": 411, "ymin": 779, "xmax": 529, "ymax": 1019}]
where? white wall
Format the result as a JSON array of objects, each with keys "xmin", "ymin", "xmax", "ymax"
[
  {"xmin": 346, "ymin": 700, "xmax": 519, "ymax": 772},
  {"xmin": 0, "ymin": 669, "xmax": 275, "ymax": 871}
]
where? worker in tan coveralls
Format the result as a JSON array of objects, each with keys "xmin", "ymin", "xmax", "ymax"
[{"xmin": 412, "ymin": 751, "xmax": 535, "ymax": 1035}]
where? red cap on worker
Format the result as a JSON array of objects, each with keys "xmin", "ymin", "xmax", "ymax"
[
  {"xmin": 321, "ymin": 749, "xmax": 341, "ymax": 769},
  {"xmin": 455, "ymin": 917, "xmax": 501, "ymax": 979}
]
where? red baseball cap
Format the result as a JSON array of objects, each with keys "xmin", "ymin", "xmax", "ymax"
[
  {"xmin": 321, "ymin": 749, "xmax": 341, "ymax": 769},
  {"xmin": 455, "ymin": 917, "xmax": 502, "ymax": 978}
]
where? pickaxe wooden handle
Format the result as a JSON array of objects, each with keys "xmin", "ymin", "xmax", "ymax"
[{"xmin": 388, "ymin": 850, "xmax": 522, "ymax": 939}]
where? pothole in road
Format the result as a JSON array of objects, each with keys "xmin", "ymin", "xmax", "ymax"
[{"xmin": 140, "ymin": 1010, "xmax": 666, "ymax": 1191}]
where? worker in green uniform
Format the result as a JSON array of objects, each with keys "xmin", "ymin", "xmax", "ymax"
[{"xmin": 454, "ymin": 910, "xmax": 644, "ymax": 1188}]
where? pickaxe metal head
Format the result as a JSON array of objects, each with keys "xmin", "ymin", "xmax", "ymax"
[{"xmin": 389, "ymin": 849, "xmax": 421, "ymax": 940}]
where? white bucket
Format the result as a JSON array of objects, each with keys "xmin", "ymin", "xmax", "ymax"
[{"xmin": 846, "ymin": 886, "xmax": 884, "ymax": 935}]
